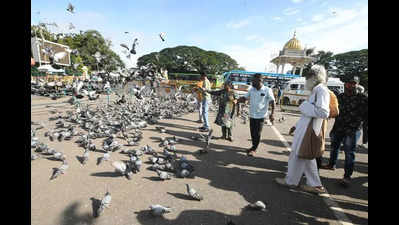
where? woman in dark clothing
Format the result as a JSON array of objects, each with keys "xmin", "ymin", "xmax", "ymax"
[{"xmin": 206, "ymin": 81, "xmax": 237, "ymax": 141}]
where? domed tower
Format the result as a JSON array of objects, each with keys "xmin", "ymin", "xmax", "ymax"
[{"xmin": 270, "ymin": 31, "xmax": 315, "ymax": 76}]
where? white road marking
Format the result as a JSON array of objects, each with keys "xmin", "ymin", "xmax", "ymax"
[{"xmin": 270, "ymin": 125, "xmax": 354, "ymax": 225}]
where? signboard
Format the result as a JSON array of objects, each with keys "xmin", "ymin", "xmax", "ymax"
[{"xmin": 31, "ymin": 37, "xmax": 71, "ymax": 66}]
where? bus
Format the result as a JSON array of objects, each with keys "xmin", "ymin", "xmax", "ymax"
[
  {"xmin": 167, "ymin": 73, "xmax": 224, "ymax": 90},
  {"xmin": 223, "ymin": 70, "xmax": 300, "ymax": 98}
]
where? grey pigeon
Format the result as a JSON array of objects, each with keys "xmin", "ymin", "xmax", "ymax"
[
  {"xmin": 186, "ymin": 184, "xmax": 203, "ymax": 201},
  {"xmin": 149, "ymin": 204, "xmax": 171, "ymax": 216},
  {"xmin": 156, "ymin": 169, "xmax": 171, "ymax": 180},
  {"xmin": 96, "ymin": 189, "xmax": 111, "ymax": 217},
  {"xmin": 31, "ymin": 152, "xmax": 40, "ymax": 160},
  {"xmin": 50, "ymin": 160, "xmax": 69, "ymax": 180},
  {"xmin": 53, "ymin": 152, "xmax": 66, "ymax": 161},
  {"xmin": 82, "ymin": 149, "xmax": 89, "ymax": 165},
  {"xmin": 66, "ymin": 3, "xmax": 75, "ymax": 14}
]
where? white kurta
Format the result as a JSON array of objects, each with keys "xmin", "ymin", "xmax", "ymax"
[{"xmin": 285, "ymin": 83, "xmax": 330, "ymax": 187}]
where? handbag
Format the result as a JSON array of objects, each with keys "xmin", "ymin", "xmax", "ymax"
[{"xmin": 297, "ymin": 92, "xmax": 327, "ymax": 159}]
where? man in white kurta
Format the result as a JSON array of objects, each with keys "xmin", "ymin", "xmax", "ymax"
[{"xmin": 275, "ymin": 65, "xmax": 330, "ymax": 194}]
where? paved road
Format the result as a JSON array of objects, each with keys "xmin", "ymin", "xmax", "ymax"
[{"xmin": 31, "ymin": 98, "xmax": 368, "ymax": 225}]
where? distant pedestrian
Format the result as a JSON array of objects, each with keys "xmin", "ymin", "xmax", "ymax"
[
  {"xmin": 195, "ymin": 72, "xmax": 212, "ymax": 132},
  {"xmin": 275, "ymin": 65, "xmax": 330, "ymax": 194},
  {"xmin": 320, "ymin": 76, "xmax": 368, "ymax": 187},
  {"xmin": 195, "ymin": 79, "xmax": 204, "ymax": 124},
  {"xmin": 206, "ymin": 81, "xmax": 237, "ymax": 141},
  {"xmin": 237, "ymin": 73, "xmax": 275, "ymax": 156},
  {"xmin": 277, "ymin": 87, "xmax": 283, "ymax": 105}
]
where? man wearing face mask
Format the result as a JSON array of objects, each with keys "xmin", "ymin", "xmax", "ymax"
[
  {"xmin": 238, "ymin": 73, "xmax": 275, "ymax": 156},
  {"xmin": 275, "ymin": 65, "xmax": 330, "ymax": 194},
  {"xmin": 320, "ymin": 76, "xmax": 368, "ymax": 187}
]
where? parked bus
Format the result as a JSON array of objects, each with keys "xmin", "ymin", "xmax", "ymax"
[
  {"xmin": 223, "ymin": 70, "xmax": 301, "ymax": 98},
  {"xmin": 167, "ymin": 73, "xmax": 224, "ymax": 89}
]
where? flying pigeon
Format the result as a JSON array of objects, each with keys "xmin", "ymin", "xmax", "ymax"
[
  {"xmin": 97, "ymin": 152, "xmax": 110, "ymax": 166},
  {"xmin": 130, "ymin": 38, "xmax": 138, "ymax": 55},
  {"xmin": 159, "ymin": 32, "xmax": 166, "ymax": 42},
  {"xmin": 96, "ymin": 189, "xmax": 112, "ymax": 217},
  {"xmin": 50, "ymin": 160, "xmax": 69, "ymax": 180},
  {"xmin": 247, "ymin": 200, "xmax": 267, "ymax": 211},
  {"xmin": 68, "ymin": 22, "xmax": 75, "ymax": 30},
  {"xmin": 67, "ymin": 3, "xmax": 75, "ymax": 14},
  {"xmin": 186, "ymin": 184, "xmax": 203, "ymax": 201},
  {"xmin": 149, "ymin": 204, "xmax": 171, "ymax": 216}
]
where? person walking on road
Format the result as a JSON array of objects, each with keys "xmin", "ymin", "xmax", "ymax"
[
  {"xmin": 320, "ymin": 76, "xmax": 368, "ymax": 187},
  {"xmin": 237, "ymin": 73, "xmax": 275, "ymax": 156},
  {"xmin": 275, "ymin": 65, "xmax": 330, "ymax": 194},
  {"xmin": 205, "ymin": 81, "xmax": 237, "ymax": 142}
]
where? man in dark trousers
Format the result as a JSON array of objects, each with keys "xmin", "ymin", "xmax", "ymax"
[
  {"xmin": 320, "ymin": 76, "xmax": 368, "ymax": 187},
  {"xmin": 238, "ymin": 73, "xmax": 275, "ymax": 156}
]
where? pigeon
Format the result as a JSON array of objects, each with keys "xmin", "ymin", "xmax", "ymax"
[
  {"xmin": 31, "ymin": 152, "xmax": 40, "ymax": 160},
  {"xmin": 53, "ymin": 152, "xmax": 66, "ymax": 161},
  {"xmin": 149, "ymin": 204, "xmax": 171, "ymax": 216},
  {"xmin": 68, "ymin": 22, "xmax": 75, "ymax": 30},
  {"xmin": 97, "ymin": 152, "xmax": 110, "ymax": 166},
  {"xmin": 82, "ymin": 149, "xmax": 89, "ymax": 165},
  {"xmin": 288, "ymin": 126, "xmax": 296, "ymax": 136},
  {"xmin": 247, "ymin": 200, "xmax": 267, "ymax": 211},
  {"xmin": 186, "ymin": 184, "xmax": 203, "ymax": 201},
  {"xmin": 159, "ymin": 32, "xmax": 166, "ymax": 42},
  {"xmin": 96, "ymin": 189, "xmax": 112, "ymax": 217},
  {"xmin": 66, "ymin": 3, "xmax": 75, "ymax": 14},
  {"xmin": 111, "ymin": 161, "xmax": 127, "ymax": 175},
  {"xmin": 132, "ymin": 158, "xmax": 142, "ymax": 172},
  {"xmin": 50, "ymin": 160, "xmax": 69, "ymax": 180},
  {"xmin": 130, "ymin": 38, "xmax": 138, "ymax": 55},
  {"xmin": 156, "ymin": 169, "xmax": 171, "ymax": 180}
]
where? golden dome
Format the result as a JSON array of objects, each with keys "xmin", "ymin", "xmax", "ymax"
[{"xmin": 283, "ymin": 32, "xmax": 303, "ymax": 50}]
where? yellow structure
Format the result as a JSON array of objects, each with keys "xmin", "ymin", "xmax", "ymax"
[{"xmin": 270, "ymin": 31, "xmax": 315, "ymax": 76}]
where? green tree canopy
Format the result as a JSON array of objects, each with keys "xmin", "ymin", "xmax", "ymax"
[
  {"xmin": 137, "ymin": 45, "xmax": 241, "ymax": 74},
  {"xmin": 300, "ymin": 49, "xmax": 368, "ymax": 90}
]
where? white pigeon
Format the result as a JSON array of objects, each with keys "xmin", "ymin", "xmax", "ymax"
[
  {"xmin": 149, "ymin": 204, "xmax": 171, "ymax": 216},
  {"xmin": 111, "ymin": 161, "xmax": 127, "ymax": 175}
]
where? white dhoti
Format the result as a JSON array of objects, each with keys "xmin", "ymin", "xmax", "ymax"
[{"xmin": 284, "ymin": 84, "xmax": 330, "ymax": 187}]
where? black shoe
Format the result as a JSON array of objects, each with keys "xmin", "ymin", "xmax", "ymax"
[
  {"xmin": 227, "ymin": 137, "xmax": 233, "ymax": 142},
  {"xmin": 246, "ymin": 147, "xmax": 256, "ymax": 153},
  {"xmin": 199, "ymin": 127, "xmax": 210, "ymax": 132}
]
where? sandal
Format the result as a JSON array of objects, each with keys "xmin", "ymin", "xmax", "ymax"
[{"xmin": 300, "ymin": 185, "xmax": 326, "ymax": 194}]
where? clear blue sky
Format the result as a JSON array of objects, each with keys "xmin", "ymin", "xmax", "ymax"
[{"xmin": 31, "ymin": 0, "xmax": 368, "ymax": 71}]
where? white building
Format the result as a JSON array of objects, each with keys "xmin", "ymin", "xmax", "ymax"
[{"xmin": 270, "ymin": 32, "xmax": 315, "ymax": 76}]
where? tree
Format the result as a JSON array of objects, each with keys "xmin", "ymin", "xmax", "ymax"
[
  {"xmin": 330, "ymin": 49, "xmax": 368, "ymax": 87},
  {"xmin": 137, "ymin": 46, "xmax": 240, "ymax": 74}
]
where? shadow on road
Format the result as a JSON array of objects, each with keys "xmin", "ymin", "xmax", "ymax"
[{"xmin": 58, "ymin": 202, "xmax": 94, "ymax": 225}]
